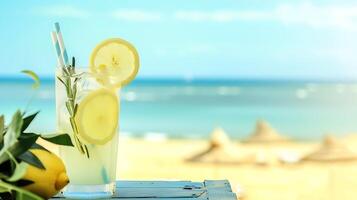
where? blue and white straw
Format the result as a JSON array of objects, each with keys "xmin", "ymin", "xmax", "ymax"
[
  {"xmin": 54, "ymin": 22, "xmax": 69, "ymax": 66},
  {"xmin": 51, "ymin": 31, "xmax": 64, "ymax": 67}
]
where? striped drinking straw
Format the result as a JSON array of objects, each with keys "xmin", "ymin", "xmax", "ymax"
[
  {"xmin": 54, "ymin": 22, "xmax": 69, "ymax": 66},
  {"xmin": 50, "ymin": 31, "xmax": 64, "ymax": 67}
]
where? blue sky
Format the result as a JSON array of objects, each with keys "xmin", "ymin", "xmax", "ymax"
[{"xmin": 1, "ymin": 0, "xmax": 357, "ymax": 79}]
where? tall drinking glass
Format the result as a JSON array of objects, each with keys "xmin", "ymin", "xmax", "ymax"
[{"xmin": 55, "ymin": 67, "xmax": 120, "ymax": 199}]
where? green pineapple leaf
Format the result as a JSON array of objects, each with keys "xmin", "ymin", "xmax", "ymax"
[
  {"xmin": 6, "ymin": 162, "xmax": 28, "ymax": 182},
  {"xmin": 0, "ymin": 111, "xmax": 23, "ymax": 164},
  {"xmin": 18, "ymin": 151, "xmax": 45, "ymax": 170},
  {"xmin": 21, "ymin": 70, "xmax": 40, "ymax": 89},
  {"xmin": 0, "ymin": 115, "xmax": 4, "ymax": 144},
  {"xmin": 40, "ymin": 134, "xmax": 73, "ymax": 146},
  {"xmin": 21, "ymin": 112, "xmax": 39, "ymax": 132},
  {"xmin": 0, "ymin": 180, "xmax": 43, "ymax": 200}
]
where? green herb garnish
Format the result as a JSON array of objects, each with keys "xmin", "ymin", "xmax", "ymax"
[{"xmin": 56, "ymin": 57, "xmax": 89, "ymax": 158}]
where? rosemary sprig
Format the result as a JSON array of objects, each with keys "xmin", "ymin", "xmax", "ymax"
[{"xmin": 57, "ymin": 57, "xmax": 89, "ymax": 158}]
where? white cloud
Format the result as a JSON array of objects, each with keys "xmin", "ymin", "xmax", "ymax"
[
  {"xmin": 111, "ymin": 10, "xmax": 162, "ymax": 22},
  {"xmin": 35, "ymin": 5, "xmax": 90, "ymax": 18},
  {"xmin": 153, "ymin": 44, "xmax": 217, "ymax": 58},
  {"xmin": 174, "ymin": 3, "xmax": 357, "ymax": 30},
  {"xmin": 274, "ymin": 3, "xmax": 357, "ymax": 30},
  {"xmin": 174, "ymin": 10, "xmax": 270, "ymax": 22},
  {"xmin": 33, "ymin": 3, "xmax": 357, "ymax": 29}
]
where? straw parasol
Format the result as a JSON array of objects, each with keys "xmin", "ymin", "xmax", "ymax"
[
  {"xmin": 303, "ymin": 135, "xmax": 357, "ymax": 162},
  {"xmin": 245, "ymin": 120, "xmax": 288, "ymax": 143},
  {"xmin": 187, "ymin": 127, "xmax": 254, "ymax": 164}
]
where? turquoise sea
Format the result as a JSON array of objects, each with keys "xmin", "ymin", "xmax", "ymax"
[{"xmin": 1, "ymin": 78, "xmax": 357, "ymax": 140}]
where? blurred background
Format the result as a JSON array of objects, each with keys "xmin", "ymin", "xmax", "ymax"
[{"xmin": 1, "ymin": 0, "xmax": 357, "ymax": 199}]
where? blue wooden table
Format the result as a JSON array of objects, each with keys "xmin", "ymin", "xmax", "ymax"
[{"xmin": 53, "ymin": 180, "xmax": 237, "ymax": 200}]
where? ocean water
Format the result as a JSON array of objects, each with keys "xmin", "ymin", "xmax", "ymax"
[{"xmin": 1, "ymin": 78, "xmax": 357, "ymax": 140}]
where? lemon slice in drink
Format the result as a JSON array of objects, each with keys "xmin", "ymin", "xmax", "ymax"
[
  {"xmin": 75, "ymin": 89, "xmax": 119, "ymax": 145},
  {"xmin": 90, "ymin": 38, "xmax": 139, "ymax": 88}
]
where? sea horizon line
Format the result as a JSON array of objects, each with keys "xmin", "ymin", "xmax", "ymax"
[{"xmin": 1, "ymin": 75, "xmax": 357, "ymax": 85}]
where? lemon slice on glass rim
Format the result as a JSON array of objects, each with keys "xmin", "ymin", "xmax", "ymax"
[
  {"xmin": 90, "ymin": 38, "xmax": 139, "ymax": 88},
  {"xmin": 75, "ymin": 88, "xmax": 119, "ymax": 145}
]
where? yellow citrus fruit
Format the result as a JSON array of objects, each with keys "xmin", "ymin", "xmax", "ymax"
[
  {"xmin": 22, "ymin": 149, "xmax": 69, "ymax": 199},
  {"xmin": 90, "ymin": 38, "xmax": 139, "ymax": 88},
  {"xmin": 75, "ymin": 88, "xmax": 119, "ymax": 145}
]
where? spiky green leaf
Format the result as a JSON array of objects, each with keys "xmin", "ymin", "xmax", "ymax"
[
  {"xmin": 0, "ymin": 180, "xmax": 43, "ymax": 200},
  {"xmin": 6, "ymin": 162, "xmax": 28, "ymax": 182},
  {"xmin": 14, "ymin": 179, "xmax": 34, "ymax": 187},
  {"xmin": 0, "ymin": 133, "xmax": 39, "ymax": 165},
  {"xmin": 30, "ymin": 143, "xmax": 48, "ymax": 151},
  {"xmin": 40, "ymin": 134, "xmax": 73, "ymax": 146},
  {"xmin": 4, "ymin": 110, "xmax": 23, "ymax": 146},
  {"xmin": 18, "ymin": 151, "xmax": 45, "ymax": 170},
  {"xmin": 21, "ymin": 70, "xmax": 40, "ymax": 89},
  {"xmin": 0, "ymin": 111, "xmax": 23, "ymax": 164},
  {"xmin": 21, "ymin": 112, "xmax": 39, "ymax": 132},
  {"xmin": 0, "ymin": 115, "xmax": 4, "ymax": 143}
]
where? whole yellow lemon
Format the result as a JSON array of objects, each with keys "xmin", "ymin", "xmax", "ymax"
[{"xmin": 22, "ymin": 149, "xmax": 69, "ymax": 199}]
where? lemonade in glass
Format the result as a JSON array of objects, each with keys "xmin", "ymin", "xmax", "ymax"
[{"xmin": 55, "ymin": 38, "xmax": 139, "ymax": 199}]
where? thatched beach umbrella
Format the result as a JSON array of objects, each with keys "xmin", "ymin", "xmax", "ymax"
[
  {"xmin": 245, "ymin": 120, "xmax": 288, "ymax": 143},
  {"xmin": 303, "ymin": 135, "xmax": 357, "ymax": 162},
  {"xmin": 187, "ymin": 127, "xmax": 254, "ymax": 164}
]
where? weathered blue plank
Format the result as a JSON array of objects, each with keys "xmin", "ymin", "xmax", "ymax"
[
  {"xmin": 205, "ymin": 180, "xmax": 232, "ymax": 191},
  {"xmin": 205, "ymin": 180, "xmax": 237, "ymax": 200},
  {"xmin": 51, "ymin": 180, "xmax": 237, "ymax": 200},
  {"xmin": 115, "ymin": 187, "xmax": 205, "ymax": 198},
  {"xmin": 116, "ymin": 181, "xmax": 203, "ymax": 188},
  {"xmin": 112, "ymin": 198, "xmax": 205, "ymax": 200}
]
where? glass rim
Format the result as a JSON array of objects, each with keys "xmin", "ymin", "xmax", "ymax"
[
  {"xmin": 56, "ymin": 66, "xmax": 91, "ymax": 70},
  {"xmin": 55, "ymin": 66, "xmax": 93, "ymax": 76},
  {"xmin": 55, "ymin": 68, "xmax": 122, "ymax": 90}
]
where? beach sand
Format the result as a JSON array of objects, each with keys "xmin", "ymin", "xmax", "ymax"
[
  {"xmin": 40, "ymin": 136, "xmax": 357, "ymax": 200},
  {"xmin": 116, "ymin": 137, "xmax": 357, "ymax": 200}
]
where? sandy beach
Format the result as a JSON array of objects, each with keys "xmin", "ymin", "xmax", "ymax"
[{"xmin": 111, "ymin": 136, "xmax": 357, "ymax": 200}]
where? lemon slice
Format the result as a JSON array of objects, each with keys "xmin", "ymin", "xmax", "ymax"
[
  {"xmin": 90, "ymin": 38, "xmax": 139, "ymax": 88},
  {"xmin": 75, "ymin": 89, "xmax": 119, "ymax": 145}
]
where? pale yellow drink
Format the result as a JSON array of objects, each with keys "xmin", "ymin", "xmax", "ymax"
[{"xmin": 55, "ymin": 68, "xmax": 120, "ymax": 198}]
